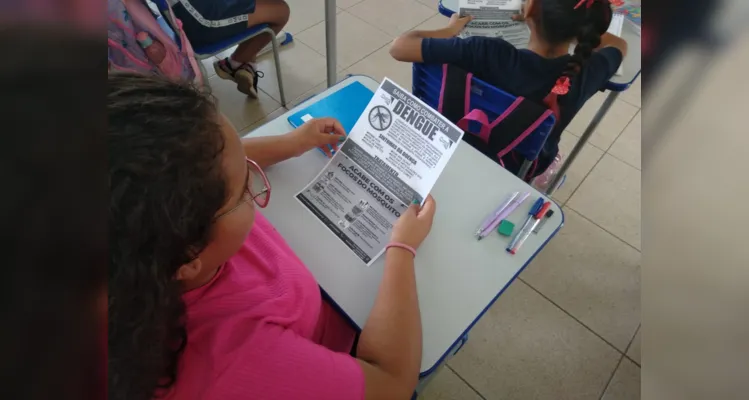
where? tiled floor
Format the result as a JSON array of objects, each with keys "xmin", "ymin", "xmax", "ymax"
[{"xmin": 206, "ymin": 1, "xmax": 641, "ymax": 398}]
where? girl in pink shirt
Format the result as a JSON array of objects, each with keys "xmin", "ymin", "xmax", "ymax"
[{"xmin": 108, "ymin": 74, "xmax": 437, "ymax": 400}]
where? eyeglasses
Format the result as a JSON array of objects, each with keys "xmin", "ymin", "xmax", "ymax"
[{"xmin": 215, "ymin": 157, "xmax": 271, "ymax": 220}]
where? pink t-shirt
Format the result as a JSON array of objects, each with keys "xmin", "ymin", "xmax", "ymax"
[{"xmin": 162, "ymin": 212, "xmax": 365, "ymax": 400}]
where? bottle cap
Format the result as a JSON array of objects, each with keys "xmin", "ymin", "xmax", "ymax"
[{"xmin": 136, "ymin": 31, "xmax": 153, "ymax": 48}]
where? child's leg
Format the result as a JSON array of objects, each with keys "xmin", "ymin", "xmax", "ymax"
[{"xmin": 230, "ymin": 0, "xmax": 290, "ymax": 64}]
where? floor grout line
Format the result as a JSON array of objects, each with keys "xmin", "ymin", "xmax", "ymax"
[
  {"xmin": 559, "ymin": 149, "xmax": 605, "ymax": 208},
  {"xmin": 446, "ymin": 365, "xmax": 488, "ymax": 400},
  {"xmin": 600, "ymin": 110, "xmax": 639, "ymax": 153},
  {"xmin": 622, "ymin": 324, "xmax": 641, "ymax": 368},
  {"xmin": 598, "ymin": 354, "xmax": 625, "ymax": 400},
  {"xmin": 605, "ymin": 150, "xmax": 641, "ymax": 171},
  {"xmin": 563, "ymin": 206, "xmax": 641, "ymax": 253},
  {"xmin": 519, "ymin": 278, "xmax": 635, "ymax": 357}
]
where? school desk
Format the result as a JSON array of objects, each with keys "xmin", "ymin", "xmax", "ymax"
[{"xmin": 244, "ymin": 74, "xmax": 564, "ymax": 377}]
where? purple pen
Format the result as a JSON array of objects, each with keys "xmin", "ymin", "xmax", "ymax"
[
  {"xmin": 478, "ymin": 192, "xmax": 530, "ymax": 240},
  {"xmin": 474, "ymin": 192, "xmax": 519, "ymax": 237}
]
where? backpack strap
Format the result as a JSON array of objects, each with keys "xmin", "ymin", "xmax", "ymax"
[
  {"xmin": 437, "ymin": 64, "xmax": 553, "ymax": 162},
  {"xmin": 159, "ymin": 1, "xmax": 203, "ymax": 83}
]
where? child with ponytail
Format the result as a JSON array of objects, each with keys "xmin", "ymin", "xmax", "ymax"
[{"xmin": 390, "ymin": 0, "xmax": 627, "ymax": 178}]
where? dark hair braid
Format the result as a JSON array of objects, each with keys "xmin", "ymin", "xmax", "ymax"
[
  {"xmin": 536, "ymin": 0, "xmax": 613, "ymax": 94},
  {"xmin": 108, "ymin": 73, "xmax": 227, "ymax": 400},
  {"xmin": 563, "ymin": 1, "xmax": 612, "ymax": 84}
]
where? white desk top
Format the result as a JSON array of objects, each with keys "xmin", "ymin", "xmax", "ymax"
[
  {"xmin": 245, "ymin": 75, "xmax": 564, "ymax": 375},
  {"xmin": 438, "ymin": 0, "xmax": 641, "ymax": 87}
]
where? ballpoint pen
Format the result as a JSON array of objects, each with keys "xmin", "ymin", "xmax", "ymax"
[
  {"xmin": 506, "ymin": 198, "xmax": 544, "ymax": 250},
  {"xmin": 532, "ymin": 209, "xmax": 554, "ymax": 234},
  {"xmin": 478, "ymin": 192, "xmax": 530, "ymax": 240},
  {"xmin": 508, "ymin": 201, "xmax": 551, "ymax": 254},
  {"xmin": 474, "ymin": 192, "xmax": 519, "ymax": 237}
]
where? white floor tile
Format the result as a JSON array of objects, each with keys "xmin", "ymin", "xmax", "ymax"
[
  {"xmin": 207, "ymin": 74, "xmax": 282, "ymax": 131},
  {"xmin": 608, "ymin": 111, "xmax": 641, "ymax": 170},
  {"xmin": 552, "ymin": 132, "xmax": 604, "ymax": 204},
  {"xmin": 568, "ymin": 154, "xmax": 641, "ymax": 250},
  {"xmin": 522, "ymin": 208, "xmax": 641, "ymax": 351},
  {"xmin": 346, "ymin": 46, "xmax": 413, "ymax": 90},
  {"xmin": 602, "ymin": 358, "xmax": 641, "ymax": 400},
  {"xmin": 348, "ymin": 0, "xmax": 436, "ymax": 38},
  {"xmin": 254, "ymin": 41, "xmax": 329, "ymax": 105},
  {"xmin": 619, "ymin": 75, "xmax": 641, "ymax": 108},
  {"xmin": 627, "ymin": 328, "xmax": 641, "ymax": 365},
  {"xmin": 336, "ymin": 0, "xmax": 365, "ymax": 9},
  {"xmin": 415, "ymin": 0, "xmax": 441, "ymax": 12},
  {"xmin": 419, "ymin": 367, "xmax": 483, "ymax": 400},
  {"xmin": 566, "ymin": 92, "xmax": 639, "ymax": 151},
  {"xmin": 413, "ymin": 13, "xmax": 450, "ymax": 31},
  {"xmin": 285, "ymin": 0, "xmax": 327, "ymax": 34},
  {"xmin": 296, "ymin": 11, "xmax": 392, "ymax": 70},
  {"xmin": 449, "ymin": 280, "xmax": 620, "ymax": 400}
]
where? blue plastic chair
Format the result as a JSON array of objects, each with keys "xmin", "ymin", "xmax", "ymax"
[
  {"xmin": 152, "ymin": 0, "xmax": 289, "ymax": 106},
  {"xmin": 412, "ymin": 63, "xmax": 556, "ymax": 180}
]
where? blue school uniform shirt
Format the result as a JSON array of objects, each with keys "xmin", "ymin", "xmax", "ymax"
[{"xmin": 421, "ymin": 37, "xmax": 623, "ymax": 156}]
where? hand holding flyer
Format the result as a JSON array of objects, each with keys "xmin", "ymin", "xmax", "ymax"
[
  {"xmin": 391, "ymin": 195, "xmax": 437, "ymax": 251},
  {"xmin": 288, "ymin": 117, "xmax": 347, "ymax": 157},
  {"xmin": 458, "ymin": 0, "xmax": 530, "ymax": 49},
  {"xmin": 296, "ymin": 79, "xmax": 463, "ymax": 266}
]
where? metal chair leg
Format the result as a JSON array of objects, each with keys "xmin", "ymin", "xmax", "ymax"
[
  {"xmin": 266, "ymin": 28, "xmax": 287, "ymax": 107},
  {"xmin": 517, "ymin": 159, "xmax": 533, "ymax": 181}
]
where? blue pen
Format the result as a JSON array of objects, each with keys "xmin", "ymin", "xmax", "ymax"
[{"xmin": 506, "ymin": 198, "xmax": 544, "ymax": 251}]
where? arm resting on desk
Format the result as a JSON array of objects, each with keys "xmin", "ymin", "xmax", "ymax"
[
  {"xmin": 390, "ymin": 15, "xmax": 472, "ymax": 62},
  {"xmin": 355, "ymin": 248, "xmax": 422, "ymax": 400},
  {"xmin": 242, "ymin": 118, "xmax": 346, "ymax": 168},
  {"xmin": 598, "ymin": 32, "xmax": 628, "ymax": 58},
  {"xmin": 241, "ymin": 134, "xmax": 299, "ymax": 169}
]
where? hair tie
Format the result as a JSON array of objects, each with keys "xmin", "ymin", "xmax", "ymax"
[
  {"xmin": 574, "ymin": 0, "xmax": 623, "ymax": 9},
  {"xmin": 552, "ymin": 77, "xmax": 570, "ymax": 95}
]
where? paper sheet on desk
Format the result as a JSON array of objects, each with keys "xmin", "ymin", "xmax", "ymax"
[
  {"xmin": 458, "ymin": 0, "xmax": 529, "ymax": 49},
  {"xmin": 296, "ymin": 79, "xmax": 464, "ymax": 266}
]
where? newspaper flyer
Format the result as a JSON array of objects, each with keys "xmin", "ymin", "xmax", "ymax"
[
  {"xmin": 296, "ymin": 79, "xmax": 464, "ymax": 266},
  {"xmin": 458, "ymin": 0, "xmax": 530, "ymax": 49}
]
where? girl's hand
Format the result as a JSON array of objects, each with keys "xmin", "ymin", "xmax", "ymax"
[
  {"xmin": 288, "ymin": 117, "xmax": 347, "ymax": 158},
  {"xmin": 512, "ymin": 3, "xmax": 527, "ymax": 22},
  {"xmin": 511, "ymin": 13, "xmax": 525, "ymax": 22},
  {"xmin": 446, "ymin": 14, "xmax": 473, "ymax": 36},
  {"xmin": 390, "ymin": 195, "xmax": 437, "ymax": 250}
]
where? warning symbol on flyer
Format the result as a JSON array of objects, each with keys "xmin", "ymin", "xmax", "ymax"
[{"xmin": 368, "ymin": 105, "xmax": 392, "ymax": 131}]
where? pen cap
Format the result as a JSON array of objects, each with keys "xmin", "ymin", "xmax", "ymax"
[{"xmin": 534, "ymin": 202, "xmax": 552, "ymax": 219}]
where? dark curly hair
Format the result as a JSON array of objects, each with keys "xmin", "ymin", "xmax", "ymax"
[
  {"xmin": 533, "ymin": 0, "xmax": 613, "ymax": 88},
  {"xmin": 108, "ymin": 73, "xmax": 228, "ymax": 400}
]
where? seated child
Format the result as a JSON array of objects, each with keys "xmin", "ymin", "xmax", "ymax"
[
  {"xmin": 172, "ymin": 0, "xmax": 290, "ymax": 97},
  {"xmin": 390, "ymin": 0, "xmax": 627, "ymax": 178},
  {"xmin": 108, "ymin": 73, "xmax": 436, "ymax": 400}
]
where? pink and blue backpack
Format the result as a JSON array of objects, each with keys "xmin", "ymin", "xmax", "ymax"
[{"xmin": 108, "ymin": 0, "xmax": 203, "ymax": 84}]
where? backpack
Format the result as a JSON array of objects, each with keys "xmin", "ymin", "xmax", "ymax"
[
  {"xmin": 107, "ymin": 0, "xmax": 202, "ymax": 84},
  {"xmin": 437, "ymin": 64, "xmax": 558, "ymax": 181}
]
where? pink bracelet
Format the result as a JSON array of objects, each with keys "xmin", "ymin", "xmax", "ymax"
[{"xmin": 385, "ymin": 242, "xmax": 417, "ymax": 258}]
